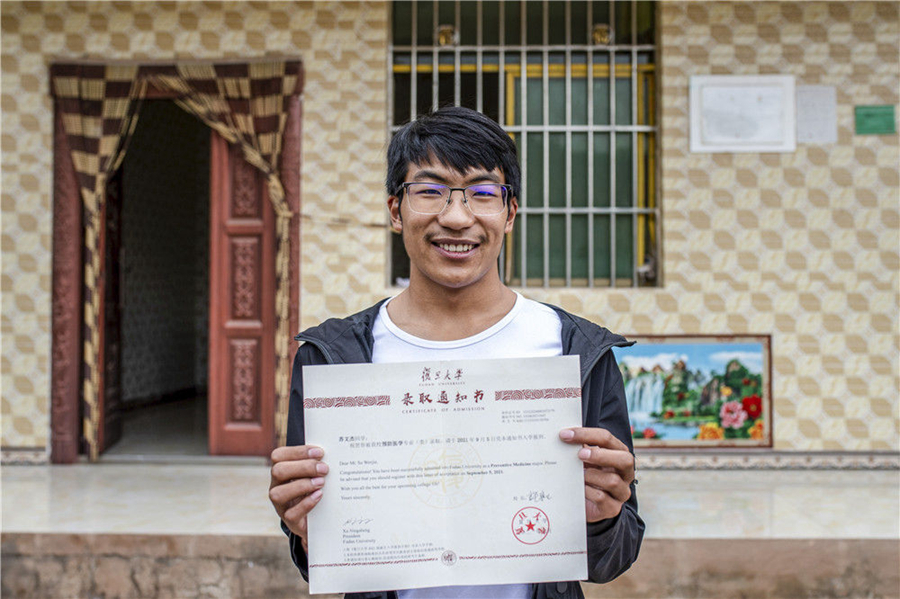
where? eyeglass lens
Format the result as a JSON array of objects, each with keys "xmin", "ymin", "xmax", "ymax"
[{"xmin": 405, "ymin": 183, "xmax": 507, "ymax": 215}]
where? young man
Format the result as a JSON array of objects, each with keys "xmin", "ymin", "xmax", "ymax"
[{"xmin": 269, "ymin": 106, "xmax": 643, "ymax": 599}]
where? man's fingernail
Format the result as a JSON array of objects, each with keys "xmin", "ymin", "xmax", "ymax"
[
  {"xmin": 311, "ymin": 477, "xmax": 325, "ymax": 488},
  {"xmin": 559, "ymin": 429, "xmax": 575, "ymax": 440},
  {"xmin": 578, "ymin": 448, "xmax": 591, "ymax": 460},
  {"xmin": 310, "ymin": 489, "xmax": 323, "ymax": 502},
  {"xmin": 316, "ymin": 462, "xmax": 329, "ymax": 474},
  {"xmin": 309, "ymin": 448, "xmax": 324, "ymax": 459}
]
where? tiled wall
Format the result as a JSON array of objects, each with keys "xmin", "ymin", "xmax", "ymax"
[
  {"xmin": 518, "ymin": 1, "xmax": 898, "ymax": 451},
  {"xmin": 1, "ymin": 1, "xmax": 897, "ymax": 453},
  {"xmin": 0, "ymin": 1, "xmax": 389, "ymax": 449}
]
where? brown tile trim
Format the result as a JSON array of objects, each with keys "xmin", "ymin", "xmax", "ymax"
[
  {"xmin": 636, "ymin": 450, "xmax": 900, "ymax": 470},
  {"xmin": 0, "ymin": 449, "xmax": 48, "ymax": 464}
]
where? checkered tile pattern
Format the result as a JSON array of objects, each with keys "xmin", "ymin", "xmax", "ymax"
[
  {"xmin": 2, "ymin": 1, "xmax": 896, "ymax": 453},
  {"xmin": 1, "ymin": 1, "xmax": 389, "ymax": 451},
  {"xmin": 522, "ymin": 1, "xmax": 899, "ymax": 451}
]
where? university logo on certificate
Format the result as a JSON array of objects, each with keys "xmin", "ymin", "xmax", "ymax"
[{"xmin": 302, "ymin": 355, "xmax": 588, "ymax": 595}]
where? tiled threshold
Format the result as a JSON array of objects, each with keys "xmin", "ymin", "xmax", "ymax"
[{"xmin": 1, "ymin": 534, "xmax": 897, "ymax": 599}]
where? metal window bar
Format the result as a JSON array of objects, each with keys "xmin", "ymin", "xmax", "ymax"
[
  {"xmin": 631, "ymin": 0, "xmax": 639, "ymax": 287},
  {"xmin": 542, "ymin": 0, "xmax": 550, "ymax": 288},
  {"xmin": 519, "ymin": 0, "xmax": 527, "ymax": 287},
  {"xmin": 587, "ymin": 0, "xmax": 594, "ymax": 288},
  {"xmin": 498, "ymin": 0, "xmax": 506, "ymax": 125},
  {"xmin": 432, "ymin": 0, "xmax": 439, "ymax": 111},
  {"xmin": 499, "ymin": 124, "xmax": 657, "ymax": 133},
  {"xmin": 564, "ymin": 0, "xmax": 572, "ymax": 287},
  {"xmin": 389, "ymin": 0, "xmax": 659, "ymax": 288},
  {"xmin": 392, "ymin": 44, "xmax": 658, "ymax": 51},
  {"xmin": 498, "ymin": 0, "xmax": 506, "ymax": 283},
  {"xmin": 410, "ymin": 2, "xmax": 418, "ymax": 120},
  {"xmin": 609, "ymin": 0, "xmax": 617, "ymax": 288},
  {"xmin": 454, "ymin": 1, "xmax": 461, "ymax": 106},
  {"xmin": 476, "ymin": 1, "xmax": 483, "ymax": 113}
]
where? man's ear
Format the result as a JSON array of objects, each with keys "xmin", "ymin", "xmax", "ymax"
[
  {"xmin": 504, "ymin": 196, "xmax": 518, "ymax": 234},
  {"xmin": 388, "ymin": 195, "xmax": 402, "ymax": 233}
]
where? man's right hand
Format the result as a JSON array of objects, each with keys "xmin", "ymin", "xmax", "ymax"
[{"xmin": 269, "ymin": 445, "xmax": 328, "ymax": 553}]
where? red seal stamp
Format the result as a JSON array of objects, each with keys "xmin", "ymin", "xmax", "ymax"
[{"xmin": 511, "ymin": 507, "xmax": 550, "ymax": 545}]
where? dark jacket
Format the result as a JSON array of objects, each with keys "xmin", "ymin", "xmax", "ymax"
[{"xmin": 282, "ymin": 300, "xmax": 644, "ymax": 599}]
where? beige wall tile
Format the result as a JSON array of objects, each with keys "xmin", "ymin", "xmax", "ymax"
[
  {"xmin": 0, "ymin": 1, "xmax": 388, "ymax": 449},
  {"xmin": 1, "ymin": 1, "xmax": 897, "ymax": 453}
]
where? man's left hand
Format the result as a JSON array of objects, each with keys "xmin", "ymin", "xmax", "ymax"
[{"xmin": 559, "ymin": 427, "xmax": 635, "ymax": 523}]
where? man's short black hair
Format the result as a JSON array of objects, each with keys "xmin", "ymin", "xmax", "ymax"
[{"xmin": 386, "ymin": 106, "xmax": 520, "ymax": 201}]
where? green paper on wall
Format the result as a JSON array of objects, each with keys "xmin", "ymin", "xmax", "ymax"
[{"xmin": 854, "ymin": 105, "xmax": 896, "ymax": 135}]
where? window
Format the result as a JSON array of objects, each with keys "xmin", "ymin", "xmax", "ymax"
[{"xmin": 389, "ymin": 0, "xmax": 658, "ymax": 288}]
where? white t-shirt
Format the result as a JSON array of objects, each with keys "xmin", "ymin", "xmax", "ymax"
[
  {"xmin": 373, "ymin": 292, "xmax": 563, "ymax": 599},
  {"xmin": 373, "ymin": 292, "xmax": 563, "ymax": 364}
]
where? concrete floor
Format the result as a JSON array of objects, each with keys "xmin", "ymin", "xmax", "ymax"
[
  {"xmin": 8, "ymin": 396, "xmax": 896, "ymax": 539},
  {"xmin": 104, "ymin": 395, "xmax": 209, "ymax": 457},
  {"xmin": 2, "ymin": 463, "xmax": 897, "ymax": 539}
]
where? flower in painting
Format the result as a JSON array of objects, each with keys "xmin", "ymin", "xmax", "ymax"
[
  {"xmin": 750, "ymin": 419, "xmax": 765, "ymax": 440},
  {"xmin": 643, "ymin": 428, "xmax": 657, "ymax": 439},
  {"xmin": 663, "ymin": 410, "xmax": 675, "ymax": 419},
  {"xmin": 742, "ymin": 394, "xmax": 763, "ymax": 419},
  {"xmin": 697, "ymin": 422, "xmax": 724, "ymax": 440},
  {"xmin": 720, "ymin": 385, "xmax": 733, "ymax": 397},
  {"xmin": 682, "ymin": 409, "xmax": 692, "ymax": 417},
  {"xmin": 720, "ymin": 401, "xmax": 748, "ymax": 429}
]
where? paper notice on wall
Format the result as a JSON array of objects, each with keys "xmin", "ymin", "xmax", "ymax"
[{"xmin": 796, "ymin": 86, "xmax": 837, "ymax": 144}]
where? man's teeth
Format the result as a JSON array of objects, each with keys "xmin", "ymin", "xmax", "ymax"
[{"xmin": 438, "ymin": 243, "xmax": 474, "ymax": 253}]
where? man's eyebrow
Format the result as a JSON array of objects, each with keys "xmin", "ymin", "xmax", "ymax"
[
  {"xmin": 411, "ymin": 169, "xmax": 501, "ymax": 184},
  {"xmin": 411, "ymin": 170, "xmax": 451, "ymax": 183}
]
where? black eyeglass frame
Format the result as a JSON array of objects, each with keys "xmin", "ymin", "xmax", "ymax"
[{"xmin": 398, "ymin": 182, "xmax": 512, "ymax": 215}]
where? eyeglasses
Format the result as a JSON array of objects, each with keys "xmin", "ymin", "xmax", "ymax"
[{"xmin": 400, "ymin": 182, "xmax": 510, "ymax": 215}]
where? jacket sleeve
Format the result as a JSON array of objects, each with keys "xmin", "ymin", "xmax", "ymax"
[
  {"xmin": 280, "ymin": 342, "xmax": 325, "ymax": 582},
  {"xmin": 582, "ymin": 350, "xmax": 645, "ymax": 583}
]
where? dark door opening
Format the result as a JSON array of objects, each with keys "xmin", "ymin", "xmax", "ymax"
[{"xmin": 104, "ymin": 100, "xmax": 211, "ymax": 457}]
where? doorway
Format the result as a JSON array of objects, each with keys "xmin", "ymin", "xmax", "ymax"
[
  {"xmin": 49, "ymin": 61, "xmax": 303, "ymax": 463},
  {"xmin": 104, "ymin": 100, "xmax": 211, "ymax": 457}
]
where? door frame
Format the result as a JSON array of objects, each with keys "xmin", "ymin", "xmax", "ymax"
[{"xmin": 50, "ymin": 77, "xmax": 302, "ymax": 463}]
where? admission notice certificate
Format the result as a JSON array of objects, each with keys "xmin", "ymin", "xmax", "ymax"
[{"xmin": 303, "ymin": 356, "xmax": 588, "ymax": 595}]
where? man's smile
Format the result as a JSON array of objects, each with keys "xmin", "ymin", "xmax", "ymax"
[{"xmin": 430, "ymin": 237, "xmax": 482, "ymax": 258}]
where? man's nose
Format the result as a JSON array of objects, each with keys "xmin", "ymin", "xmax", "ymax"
[{"xmin": 438, "ymin": 189, "xmax": 475, "ymax": 227}]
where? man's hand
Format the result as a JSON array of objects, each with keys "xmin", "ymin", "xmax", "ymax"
[
  {"xmin": 559, "ymin": 427, "xmax": 635, "ymax": 523},
  {"xmin": 269, "ymin": 445, "xmax": 328, "ymax": 553}
]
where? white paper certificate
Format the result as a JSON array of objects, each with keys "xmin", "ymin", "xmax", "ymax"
[{"xmin": 303, "ymin": 356, "xmax": 587, "ymax": 595}]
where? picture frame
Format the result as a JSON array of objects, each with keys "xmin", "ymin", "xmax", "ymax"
[
  {"xmin": 689, "ymin": 75, "xmax": 796, "ymax": 153},
  {"xmin": 612, "ymin": 335, "xmax": 773, "ymax": 448}
]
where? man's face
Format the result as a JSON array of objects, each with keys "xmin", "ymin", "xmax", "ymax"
[{"xmin": 388, "ymin": 159, "xmax": 518, "ymax": 291}]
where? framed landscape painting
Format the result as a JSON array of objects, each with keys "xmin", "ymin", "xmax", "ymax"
[{"xmin": 611, "ymin": 335, "xmax": 772, "ymax": 448}]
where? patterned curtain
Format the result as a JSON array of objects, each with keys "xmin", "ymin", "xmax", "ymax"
[
  {"xmin": 147, "ymin": 60, "xmax": 301, "ymax": 446},
  {"xmin": 50, "ymin": 64, "xmax": 147, "ymax": 461}
]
